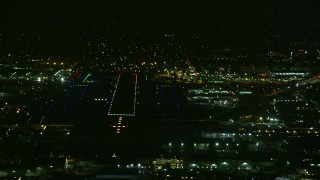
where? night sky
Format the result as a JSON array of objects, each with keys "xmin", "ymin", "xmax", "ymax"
[{"xmin": 1, "ymin": 0, "xmax": 320, "ymax": 57}]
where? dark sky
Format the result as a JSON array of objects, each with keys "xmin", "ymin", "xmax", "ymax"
[
  {"xmin": 1, "ymin": 0, "xmax": 319, "ymax": 57},
  {"xmin": 2, "ymin": 0, "xmax": 319, "ymax": 29}
]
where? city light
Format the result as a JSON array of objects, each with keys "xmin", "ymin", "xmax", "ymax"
[{"xmin": 0, "ymin": 2, "xmax": 319, "ymax": 179}]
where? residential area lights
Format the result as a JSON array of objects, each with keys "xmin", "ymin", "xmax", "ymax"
[{"xmin": 168, "ymin": 142, "xmax": 236, "ymax": 148}]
